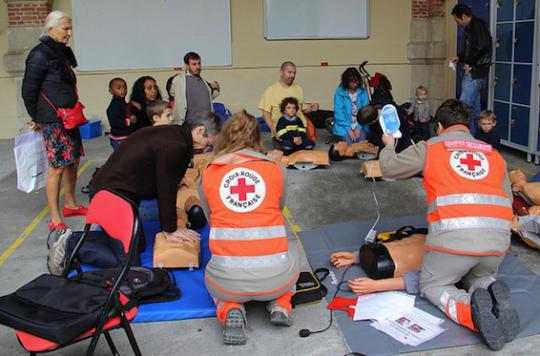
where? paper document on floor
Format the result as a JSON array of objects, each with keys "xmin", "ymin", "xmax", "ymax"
[
  {"xmin": 353, "ymin": 291, "xmax": 415, "ymax": 321},
  {"xmin": 371, "ymin": 308, "xmax": 446, "ymax": 346}
]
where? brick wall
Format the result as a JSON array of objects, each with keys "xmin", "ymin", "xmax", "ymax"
[
  {"xmin": 412, "ymin": 0, "xmax": 445, "ymax": 19},
  {"xmin": 7, "ymin": 1, "xmax": 51, "ymax": 26}
]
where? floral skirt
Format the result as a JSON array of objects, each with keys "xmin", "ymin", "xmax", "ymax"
[{"xmin": 41, "ymin": 123, "xmax": 84, "ymax": 168}]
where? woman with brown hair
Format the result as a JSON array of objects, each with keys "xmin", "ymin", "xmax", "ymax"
[{"xmin": 200, "ymin": 110, "xmax": 299, "ymax": 345}]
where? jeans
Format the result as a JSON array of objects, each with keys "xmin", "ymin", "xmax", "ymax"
[
  {"xmin": 459, "ymin": 73, "xmax": 484, "ymax": 136},
  {"xmin": 109, "ymin": 138, "xmax": 124, "ymax": 150},
  {"xmin": 338, "ymin": 126, "xmax": 368, "ymax": 144},
  {"xmin": 281, "ymin": 138, "xmax": 315, "ymax": 155}
]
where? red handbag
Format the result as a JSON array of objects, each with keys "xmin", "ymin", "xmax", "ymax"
[{"xmin": 40, "ymin": 91, "xmax": 88, "ymax": 130}]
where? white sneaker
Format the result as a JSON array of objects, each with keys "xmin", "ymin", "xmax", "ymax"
[{"xmin": 47, "ymin": 229, "xmax": 72, "ymax": 276}]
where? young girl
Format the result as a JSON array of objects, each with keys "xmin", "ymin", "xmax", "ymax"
[
  {"xmin": 200, "ymin": 110, "xmax": 299, "ymax": 345},
  {"xmin": 129, "ymin": 76, "xmax": 162, "ymax": 130}
]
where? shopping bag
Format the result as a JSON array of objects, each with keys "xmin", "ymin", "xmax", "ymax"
[{"xmin": 13, "ymin": 131, "xmax": 48, "ymax": 193}]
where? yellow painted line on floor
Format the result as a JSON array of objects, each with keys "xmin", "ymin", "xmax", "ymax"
[
  {"xmin": 0, "ymin": 160, "xmax": 93, "ymax": 267},
  {"xmin": 283, "ymin": 206, "xmax": 307, "ymax": 256}
]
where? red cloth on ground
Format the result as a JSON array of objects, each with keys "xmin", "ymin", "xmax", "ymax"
[{"xmin": 327, "ymin": 296, "xmax": 357, "ymax": 318}]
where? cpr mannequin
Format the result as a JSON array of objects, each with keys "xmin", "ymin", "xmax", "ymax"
[
  {"xmin": 330, "ymin": 234, "xmax": 425, "ymax": 295},
  {"xmin": 361, "ymin": 160, "xmax": 383, "ymax": 178},
  {"xmin": 329, "ymin": 141, "xmax": 379, "ymax": 161},
  {"xmin": 509, "ymin": 169, "xmax": 540, "ymax": 205},
  {"xmin": 267, "ymin": 149, "xmax": 329, "ymax": 169},
  {"xmin": 176, "ymin": 152, "xmax": 214, "ymax": 229},
  {"xmin": 153, "ymin": 152, "xmax": 213, "ymax": 268}
]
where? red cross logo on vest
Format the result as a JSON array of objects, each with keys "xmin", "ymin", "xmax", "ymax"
[
  {"xmin": 450, "ymin": 150, "xmax": 489, "ymax": 180},
  {"xmin": 219, "ymin": 167, "xmax": 266, "ymax": 213},
  {"xmin": 230, "ymin": 178, "xmax": 255, "ymax": 201},
  {"xmin": 460, "ymin": 154, "xmax": 482, "ymax": 171}
]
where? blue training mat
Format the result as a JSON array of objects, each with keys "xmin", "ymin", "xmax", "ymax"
[{"xmin": 133, "ymin": 219, "xmax": 216, "ymax": 323}]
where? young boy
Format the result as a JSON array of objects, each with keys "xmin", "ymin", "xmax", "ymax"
[
  {"xmin": 357, "ymin": 104, "xmax": 412, "ymax": 154},
  {"xmin": 408, "ymin": 85, "xmax": 431, "ymax": 141},
  {"xmin": 475, "ymin": 110, "xmax": 501, "ymax": 151},
  {"xmin": 148, "ymin": 100, "xmax": 174, "ymax": 126},
  {"xmin": 107, "ymin": 78, "xmax": 136, "ymax": 150},
  {"xmin": 275, "ymin": 97, "xmax": 314, "ymax": 155}
]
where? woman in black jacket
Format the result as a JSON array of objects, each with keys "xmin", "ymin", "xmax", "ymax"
[{"xmin": 22, "ymin": 11, "xmax": 87, "ymax": 232}]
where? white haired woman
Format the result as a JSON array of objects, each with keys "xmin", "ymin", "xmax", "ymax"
[{"xmin": 22, "ymin": 11, "xmax": 86, "ymax": 233}]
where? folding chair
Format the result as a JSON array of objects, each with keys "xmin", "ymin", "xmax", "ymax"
[{"xmin": 0, "ymin": 189, "xmax": 142, "ymax": 356}]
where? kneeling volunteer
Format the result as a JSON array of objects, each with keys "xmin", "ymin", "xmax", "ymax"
[
  {"xmin": 378, "ymin": 99, "xmax": 519, "ymax": 351},
  {"xmin": 200, "ymin": 110, "xmax": 299, "ymax": 345}
]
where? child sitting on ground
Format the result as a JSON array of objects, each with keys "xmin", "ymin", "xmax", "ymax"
[
  {"xmin": 148, "ymin": 100, "xmax": 174, "ymax": 126},
  {"xmin": 106, "ymin": 78, "xmax": 136, "ymax": 149},
  {"xmin": 474, "ymin": 110, "xmax": 501, "ymax": 151},
  {"xmin": 408, "ymin": 85, "xmax": 431, "ymax": 141},
  {"xmin": 275, "ymin": 97, "xmax": 314, "ymax": 155},
  {"xmin": 330, "ymin": 251, "xmax": 420, "ymax": 295}
]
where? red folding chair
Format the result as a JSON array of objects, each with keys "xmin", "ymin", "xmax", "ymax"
[{"xmin": 0, "ymin": 189, "xmax": 142, "ymax": 356}]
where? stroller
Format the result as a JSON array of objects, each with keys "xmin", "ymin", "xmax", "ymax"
[{"xmin": 358, "ymin": 61, "xmax": 394, "ymax": 105}]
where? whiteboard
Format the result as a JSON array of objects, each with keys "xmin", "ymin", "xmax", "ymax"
[
  {"xmin": 71, "ymin": 0, "xmax": 231, "ymax": 71},
  {"xmin": 264, "ymin": 0, "xmax": 369, "ymax": 40}
]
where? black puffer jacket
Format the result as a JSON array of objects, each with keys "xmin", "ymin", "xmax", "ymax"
[
  {"xmin": 22, "ymin": 35, "xmax": 78, "ymax": 123},
  {"xmin": 459, "ymin": 16, "xmax": 492, "ymax": 79}
]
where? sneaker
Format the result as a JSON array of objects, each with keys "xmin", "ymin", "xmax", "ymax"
[
  {"xmin": 488, "ymin": 280, "xmax": 520, "ymax": 343},
  {"xmin": 223, "ymin": 308, "xmax": 247, "ymax": 345},
  {"xmin": 471, "ymin": 288, "xmax": 506, "ymax": 351},
  {"xmin": 47, "ymin": 229, "xmax": 71, "ymax": 276},
  {"xmin": 270, "ymin": 310, "xmax": 292, "ymax": 327}
]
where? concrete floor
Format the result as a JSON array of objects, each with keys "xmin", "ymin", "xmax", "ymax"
[{"xmin": 1, "ymin": 129, "xmax": 539, "ymax": 355}]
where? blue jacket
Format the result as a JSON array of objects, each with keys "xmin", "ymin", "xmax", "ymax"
[{"xmin": 332, "ymin": 85, "xmax": 369, "ymax": 137}]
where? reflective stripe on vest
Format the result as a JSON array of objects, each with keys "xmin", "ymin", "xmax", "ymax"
[
  {"xmin": 424, "ymin": 138, "xmax": 513, "ymax": 236},
  {"xmin": 211, "ymin": 252, "xmax": 290, "ymax": 269},
  {"xmin": 211, "ymin": 225, "xmax": 286, "ymax": 241},
  {"xmin": 427, "ymin": 193, "xmax": 512, "ymax": 214},
  {"xmin": 202, "ymin": 151, "xmax": 290, "ymax": 269},
  {"xmin": 429, "ymin": 216, "xmax": 512, "ymax": 233}
]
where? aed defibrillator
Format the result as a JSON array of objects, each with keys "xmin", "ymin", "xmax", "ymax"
[{"xmin": 360, "ymin": 226, "xmax": 427, "ymax": 279}]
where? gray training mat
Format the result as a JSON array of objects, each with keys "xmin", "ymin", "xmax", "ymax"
[{"xmin": 298, "ymin": 216, "xmax": 540, "ymax": 355}]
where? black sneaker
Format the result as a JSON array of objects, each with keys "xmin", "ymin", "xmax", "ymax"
[
  {"xmin": 471, "ymin": 288, "xmax": 506, "ymax": 351},
  {"xmin": 488, "ymin": 280, "xmax": 520, "ymax": 343},
  {"xmin": 223, "ymin": 308, "xmax": 247, "ymax": 345}
]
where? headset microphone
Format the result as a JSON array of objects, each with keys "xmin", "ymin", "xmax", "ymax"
[{"xmin": 297, "ymin": 265, "xmax": 353, "ymax": 338}]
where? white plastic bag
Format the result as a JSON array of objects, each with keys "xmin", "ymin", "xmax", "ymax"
[{"xmin": 13, "ymin": 131, "xmax": 48, "ymax": 193}]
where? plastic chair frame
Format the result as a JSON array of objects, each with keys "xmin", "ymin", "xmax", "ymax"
[{"xmin": 26, "ymin": 189, "xmax": 142, "ymax": 356}]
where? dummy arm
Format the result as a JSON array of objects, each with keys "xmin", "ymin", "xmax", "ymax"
[{"xmin": 347, "ymin": 277, "xmax": 405, "ymax": 295}]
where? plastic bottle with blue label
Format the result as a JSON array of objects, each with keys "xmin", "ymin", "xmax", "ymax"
[{"xmin": 379, "ymin": 104, "xmax": 402, "ymax": 138}]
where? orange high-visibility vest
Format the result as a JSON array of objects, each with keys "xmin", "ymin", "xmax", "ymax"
[
  {"xmin": 423, "ymin": 138, "xmax": 513, "ymax": 247},
  {"xmin": 201, "ymin": 152, "xmax": 289, "ymax": 269}
]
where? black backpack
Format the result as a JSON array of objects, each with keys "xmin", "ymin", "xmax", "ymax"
[{"xmin": 76, "ymin": 266, "xmax": 180, "ymax": 306}]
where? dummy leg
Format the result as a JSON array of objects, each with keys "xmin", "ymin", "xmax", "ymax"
[
  {"xmin": 214, "ymin": 299, "xmax": 247, "ymax": 345},
  {"xmin": 267, "ymin": 291, "xmax": 294, "ymax": 326},
  {"xmin": 420, "ymin": 251, "xmax": 506, "ymax": 350}
]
